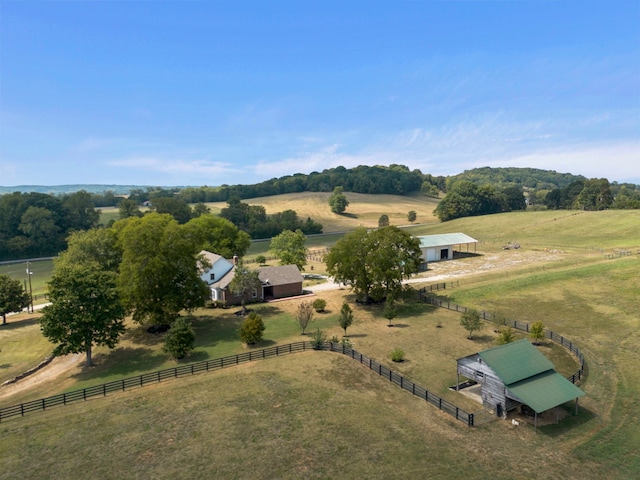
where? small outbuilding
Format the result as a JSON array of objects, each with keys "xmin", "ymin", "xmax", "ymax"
[
  {"xmin": 258, "ymin": 265, "xmax": 304, "ymax": 301},
  {"xmin": 456, "ymin": 339, "xmax": 585, "ymax": 428},
  {"xmin": 416, "ymin": 232, "xmax": 478, "ymax": 267}
]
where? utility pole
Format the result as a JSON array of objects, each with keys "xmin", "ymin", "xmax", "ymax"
[{"xmin": 26, "ymin": 261, "xmax": 34, "ymax": 313}]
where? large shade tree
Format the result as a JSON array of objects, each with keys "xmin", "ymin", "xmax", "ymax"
[
  {"xmin": 40, "ymin": 228, "xmax": 127, "ymax": 366},
  {"xmin": 183, "ymin": 214, "xmax": 251, "ymax": 259},
  {"xmin": 270, "ymin": 229, "xmax": 307, "ymax": 270},
  {"xmin": 115, "ymin": 213, "xmax": 209, "ymax": 326},
  {"xmin": 40, "ymin": 264, "xmax": 126, "ymax": 367},
  {"xmin": 328, "ymin": 186, "xmax": 349, "ymax": 214},
  {"xmin": 0, "ymin": 274, "xmax": 31, "ymax": 325},
  {"xmin": 325, "ymin": 226, "xmax": 422, "ymax": 303}
]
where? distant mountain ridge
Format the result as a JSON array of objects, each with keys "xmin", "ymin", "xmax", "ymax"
[
  {"xmin": 0, "ymin": 184, "xmax": 174, "ymax": 195},
  {"xmin": 1, "ymin": 166, "xmax": 636, "ymax": 197}
]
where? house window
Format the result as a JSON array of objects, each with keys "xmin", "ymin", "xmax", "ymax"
[
  {"xmin": 476, "ymin": 371, "xmax": 484, "ymax": 379},
  {"xmin": 252, "ymin": 289, "xmax": 258, "ymax": 298},
  {"xmin": 210, "ymin": 273, "xmax": 215, "ymax": 281}
]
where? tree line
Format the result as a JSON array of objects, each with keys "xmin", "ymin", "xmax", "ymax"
[
  {"xmin": 434, "ymin": 181, "xmax": 527, "ymax": 222},
  {"xmin": 543, "ymin": 178, "xmax": 640, "ymax": 210},
  {"xmin": 435, "ymin": 175, "xmax": 639, "ymax": 221},
  {"xmin": 175, "ymin": 164, "xmax": 437, "ymax": 203},
  {"xmin": 0, "ymin": 191, "xmax": 100, "ymax": 261}
]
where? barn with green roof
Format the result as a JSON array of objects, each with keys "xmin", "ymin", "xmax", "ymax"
[{"xmin": 456, "ymin": 339, "xmax": 585, "ymax": 427}]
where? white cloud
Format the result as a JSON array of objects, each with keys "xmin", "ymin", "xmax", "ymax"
[
  {"xmin": 107, "ymin": 157, "xmax": 241, "ymax": 182},
  {"xmin": 497, "ymin": 142, "xmax": 640, "ymax": 183}
]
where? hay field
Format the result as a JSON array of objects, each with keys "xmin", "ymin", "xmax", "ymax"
[{"xmin": 207, "ymin": 191, "xmax": 441, "ymax": 232}]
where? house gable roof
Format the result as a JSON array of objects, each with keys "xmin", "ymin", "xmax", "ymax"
[
  {"xmin": 258, "ymin": 265, "xmax": 303, "ymax": 286},
  {"xmin": 209, "ymin": 264, "xmax": 303, "ymax": 291}
]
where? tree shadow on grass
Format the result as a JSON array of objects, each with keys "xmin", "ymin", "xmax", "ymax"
[
  {"xmin": 251, "ymin": 339, "xmax": 276, "ymax": 348},
  {"xmin": 461, "ymin": 334, "xmax": 495, "ymax": 343},
  {"xmin": 346, "ymin": 333, "xmax": 367, "ymax": 338},
  {"xmin": 251, "ymin": 305, "xmax": 284, "ymax": 316},
  {"xmin": 0, "ymin": 317, "xmax": 40, "ymax": 331},
  {"xmin": 538, "ymin": 405, "xmax": 597, "ymax": 438},
  {"xmin": 73, "ymin": 346, "xmax": 168, "ymax": 381},
  {"xmin": 0, "ymin": 363, "xmax": 11, "ymax": 369},
  {"xmin": 387, "ymin": 323, "xmax": 409, "ymax": 328},
  {"xmin": 184, "ymin": 350, "xmax": 210, "ymax": 362},
  {"xmin": 193, "ymin": 315, "xmax": 244, "ymax": 348},
  {"xmin": 122, "ymin": 325, "xmax": 165, "ymax": 346}
]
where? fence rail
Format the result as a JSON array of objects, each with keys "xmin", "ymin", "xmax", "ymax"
[
  {"xmin": 322, "ymin": 342, "xmax": 473, "ymax": 426},
  {"xmin": 418, "ymin": 287, "xmax": 586, "ymax": 385},
  {"xmin": 0, "ymin": 341, "xmax": 473, "ymax": 427}
]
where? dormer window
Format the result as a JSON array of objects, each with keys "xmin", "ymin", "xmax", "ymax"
[{"xmin": 210, "ymin": 273, "xmax": 215, "ymax": 281}]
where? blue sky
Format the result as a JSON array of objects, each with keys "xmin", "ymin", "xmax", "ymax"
[{"xmin": 1, "ymin": 1, "xmax": 639, "ymax": 187}]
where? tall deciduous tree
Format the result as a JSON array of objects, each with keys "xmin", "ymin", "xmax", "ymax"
[
  {"xmin": 118, "ymin": 198, "xmax": 143, "ymax": 219},
  {"xmin": 460, "ymin": 308, "xmax": 483, "ymax": 339},
  {"xmin": 530, "ymin": 321, "xmax": 545, "ymax": 345},
  {"xmin": 407, "ymin": 210, "xmax": 417, "ymax": 223},
  {"xmin": 325, "ymin": 227, "xmax": 372, "ymax": 302},
  {"xmin": 228, "ymin": 258, "xmax": 262, "ymax": 315},
  {"xmin": 338, "ymin": 302, "xmax": 353, "ymax": 336},
  {"xmin": 163, "ymin": 317, "xmax": 196, "ymax": 360},
  {"xmin": 383, "ymin": 296, "xmax": 397, "ymax": 327},
  {"xmin": 151, "ymin": 197, "xmax": 193, "ymax": 224},
  {"xmin": 577, "ymin": 178, "xmax": 613, "ymax": 211},
  {"xmin": 58, "ymin": 228, "xmax": 121, "ymax": 272},
  {"xmin": 40, "ymin": 265, "xmax": 126, "ymax": 366},
  {"xmin": 496, "ymin": 326, "xmax": 516, "ymax": 345},
  {"xmin": 115, "ymin": 213, "xmax": 209, "ymax": 326},
  {"xmin": 61, "ymin": 190, "xmax": 100, "ymax": 231},
  {"xmin": 239, "ymin": 311, "xmax": 265, "ymax": 345},
  {"xmin": 296, "ymin": 300, "xmax": 314, "ymax": 335},
  {"xmin": 183, "ymin": 214, "xmax": 251, "ymax": 259},
  {"xmin": 326, "ymin": 226, "xmax": 421, "ymax": 303},
  {"xmin": 367, "ymin": 227, "xmax": 422, "ymax": 302},
  {"xmin": 378, "ymin": 214, "xmax": 389, "ymax": 227},
  {"xmin": 328, "ymin": 186, "xmax": 349, "ymax": 214},
  {"xmin": 270, "ymin": 229, "xmax": 307, "ymax": 270},
  {"xmin": 0, "ymin": 275, "xmax": 31, "ymax": 325}
]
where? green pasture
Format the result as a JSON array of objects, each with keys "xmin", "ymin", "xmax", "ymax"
[
  {"xmin": 97, "ymin": 206, "xmax": 120, "ymax": 226},
  {"xmin": 0, "ymin": 316, "xmax": 52, "ymax": 385},
  {"xmin": 0, "ymin": 259, "xmax": 53, "ymax": 303},
  {"xmin": 0, "ymin": 354, "xmax": 609, "ymax": 480},
  {"xmin": 0, "ymin": 208, "xmax": 638, "ymax": 478},
  {"xmin": 409, "ymin": 209, "xmax": 639, "ymax": 252}
]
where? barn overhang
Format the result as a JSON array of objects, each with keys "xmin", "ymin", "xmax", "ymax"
[{"xmin": 506, "ymin": 370, "xmax": 585, "ymax": 414}]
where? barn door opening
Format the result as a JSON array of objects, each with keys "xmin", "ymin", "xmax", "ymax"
[{"xmin": 440, "ymin": 248, "xmax": 449, "ymax": 260}]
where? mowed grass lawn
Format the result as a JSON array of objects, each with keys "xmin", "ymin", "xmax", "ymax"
[{"xmin": 0, "ymin": 208, "xmax": 638, "ymax": 478}]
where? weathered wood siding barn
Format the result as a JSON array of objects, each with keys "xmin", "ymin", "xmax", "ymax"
[{"xmin": 457, "ymin": 339, "xmax": 585, "ymax": 420}]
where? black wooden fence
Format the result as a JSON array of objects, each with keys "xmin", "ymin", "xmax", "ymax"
[
  {"xmin": 418, "ymin": 287, "xmax": 586, "ymax": 385},
  {"xmin": 0, "ymin": 341, "xmax": 473, "ymax": 427},
  {"xmin": 323, "ymin": 342, "xmax": 473, "ymax": 426}
]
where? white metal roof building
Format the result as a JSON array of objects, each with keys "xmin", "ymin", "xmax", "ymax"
[{"xmin": 416, "ymin": 232, "xmax": 478, "ymax": 264}]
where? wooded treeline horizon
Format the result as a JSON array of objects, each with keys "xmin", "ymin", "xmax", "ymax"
[{"xmin": 1, "ymin": 165, "xmax": 638, "ymax": 261}]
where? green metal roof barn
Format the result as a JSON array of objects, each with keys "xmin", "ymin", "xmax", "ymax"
[{"xmin": 457, "ymin": 339, "xmax": 585, "ymax": 429}]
